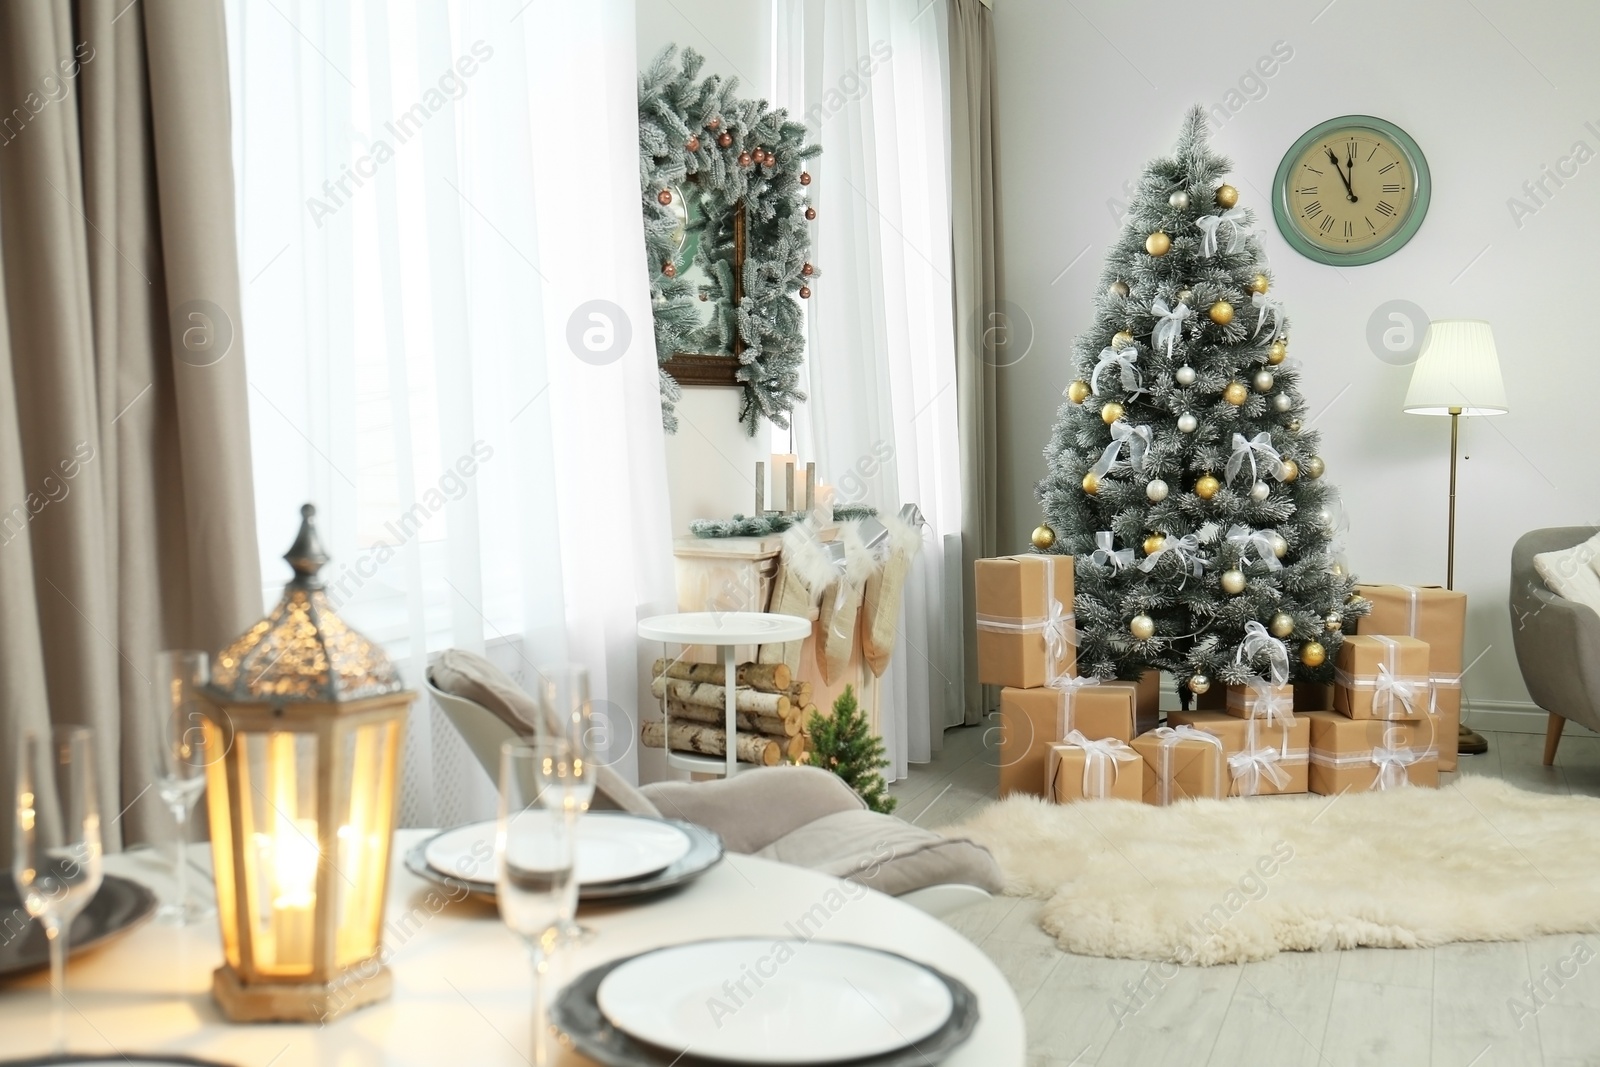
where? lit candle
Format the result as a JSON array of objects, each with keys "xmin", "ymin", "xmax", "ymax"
[
  {"xmin": 272, "ymin": 817, "xmax": 320, "ymax": 967},
  {"xmin": 811, "ymin": 482, "xmax": 836, "ymax": 526}
]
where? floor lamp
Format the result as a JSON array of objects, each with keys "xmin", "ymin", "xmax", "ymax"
[{"xmin": 1402, "ymin": 319, "xmax": 1508, "ymax": 752}]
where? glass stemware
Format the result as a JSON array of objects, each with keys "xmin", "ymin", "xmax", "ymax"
[
  {"xmin": 536, "ymin": 666, "xmax": 597, "ymax": 945},
  {"xmin": 497, "ymin": 739, "xmax": 579, "ymax": 1067},
  {"xmin": 154, "ymin": 650, "xmax": 214, "ymax": 924},
  {"xmin": 13, "ymin": 726, "xmax": 104, "ymax": 1053}
]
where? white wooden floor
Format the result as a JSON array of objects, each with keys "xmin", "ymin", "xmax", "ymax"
[{"xmin": 892, "ymin": 718, "xmax": 1600, "ymax": 1067}]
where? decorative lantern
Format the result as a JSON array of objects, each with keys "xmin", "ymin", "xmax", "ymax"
[{"xmin": 199, "ymin": 504, "xmax": 412, "ymax": 1022}]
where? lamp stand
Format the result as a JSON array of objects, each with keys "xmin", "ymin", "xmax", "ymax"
[{"xmin": 1446, "ymin": 406, "xmax": 1460, "ymax": 589}]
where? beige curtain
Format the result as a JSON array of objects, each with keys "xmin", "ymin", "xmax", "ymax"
[
  {"xmin": 0, "ymin": 0, "xmax": 259, "ymax": 853},
  {"xmin": 948, "ymin": 0, "xmax": 1002, "ymax": 724}
]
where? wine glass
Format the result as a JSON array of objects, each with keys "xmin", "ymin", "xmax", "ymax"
[
  {"xmin": 536, "ymin": 665, "xmax": 597, "ymax": 944},
  {"xmin": 154, "ymin": 650, "xmax": 215, "ymax": 924},
  {"xmin": 497, "ymin": 739, "xmax": 579, "ymax": 1067},
  {"xmin": 13, "ymin": 726, "xmax": 104, "ymax": 1053}
]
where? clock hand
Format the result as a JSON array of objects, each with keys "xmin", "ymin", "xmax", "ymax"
[
  {"xmin": 1345, "ymin": 144, "xmax": 1359, "ymax": 202},
  {"xmin": 1325, "ymin": 147, "xmax": 1358, "ymax": 203}
]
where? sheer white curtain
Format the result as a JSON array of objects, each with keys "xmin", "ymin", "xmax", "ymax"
[
  {"xmin": 224, "ymin": 0, "xmax": 674, "ymax": 826},
  {"xmin": 778, "ymin": 0, "xmax": 965, "ymax": 777}
]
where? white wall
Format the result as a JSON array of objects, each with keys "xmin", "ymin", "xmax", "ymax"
[
  {"xmin": 637, "ymin": 1, "xmax": 778, "ymax": 536},
  {"xmin": 991, "ymin": 0, "xmax": 1600, "ymax": 710}
]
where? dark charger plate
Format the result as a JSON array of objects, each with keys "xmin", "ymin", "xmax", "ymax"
[
  {"xmin": 404, "ymin": 815, "xmax": 724, "ymax": 904},
  {"xmin": 0, "ymin": 874, "xmax": 158, "ymax": 981},
  {"xmin": 550, "ymin": 940, "xmax": 981, "ymax": 1067}
]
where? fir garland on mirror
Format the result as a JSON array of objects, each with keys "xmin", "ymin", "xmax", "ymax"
[{"xmin": 638, "ymin": 46, "xmax": 820, "ymax": 435}]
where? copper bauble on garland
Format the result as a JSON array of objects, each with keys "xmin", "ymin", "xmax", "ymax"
[
  {"xmin": 799, "ymin": 171, "xmax": 812, "ymax": 185},
  {"xmin": 686, "ymin": 135, "xmax": 701, "ymax": 152},
  {"xmin": 661, "ymin": 261, "xmax": 676, "ymax": 277},
  {"xmin": 657, "ymin": 189, "xmax": 673, "ymax": 205},
  {"xmin": 717, "ymin": 131, "xmax": 733, "ymax": 148},
  {"xmin": 805, "ymin": 205, "xmax": 817, "ymax": 220},
  {"xmin": 798, "ymin": 286, "xmax": 811, "ymax": 299}
]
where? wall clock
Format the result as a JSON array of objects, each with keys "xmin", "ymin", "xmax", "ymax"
[{"xmin": 1273, "ymin": 115, "xmax": 1430, "ymax": 265}]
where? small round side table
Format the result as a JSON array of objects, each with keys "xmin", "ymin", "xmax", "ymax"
[{"xmin": 638, "ymin": 611, "xmax": 812, "ymax": 778}]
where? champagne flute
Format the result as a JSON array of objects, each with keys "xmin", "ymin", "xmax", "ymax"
[
  {"xmin": 154, "ymin": 650, "xmax": 214, "ymax": 924},
  {"xmin": 537, "ymin": 666, "xmax": 598, "ymax": 944},
  {"xmin": 497, "ymin": 739, "xmax": 579, "ymax": 1067},
  {"xmin": 14, "ymin": 726, "xmax": 104, "ymax": 1053}
]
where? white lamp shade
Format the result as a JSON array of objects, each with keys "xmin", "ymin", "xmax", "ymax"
[{"xmin": 1403, "ymin": 319, "xmax": 1509, "ymax": 416}]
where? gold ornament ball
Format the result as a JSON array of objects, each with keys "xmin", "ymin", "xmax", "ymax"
[
  {"xmin": 1325, "ymin": 612, "xmax": 1343, "ymax": 632},
  {"xmin": 1187, "ymin": 674, "xmax": 1211, "ymax": 695},
  {"xmin": 1254, "ymin": 370, "xmax": 1275, "ymax": 393},
  {"xmin": 1209, "ymin": 300, "xmax": 1235, "ymax": 325},
  {"xmin": 1130, "ymin": 614, "xmax": 1156, "ymax": 641},
  {"xmin": 1288, "ymin": 418, "xmax": 1302, "ymax": 433},
  {"xmin": 1195, "ymin": 474, "xmax": 1221, "ymax": 499},
  {"xmin": 1223, "ymin": 381, "xmax": 1248, "ymax": 406},
  {"xmin": 1112, "ymin": 330, "xmax": 1135, "ymax": 350},
  {"xmin": 1101, "ymin": 401, "xmax": 1125, "ymax": 425},
  {"xmin": 1109, "ymin": 280, "xmax": 1130, "ymax": 298},
  {"xmin": 1249, "ymin": 273, "xmax": 1270, "ymax": 295},
  {"xmin": 1267, "ymin": 340, "xmax": 1288, "ymax": 365},
  {"xmin": 1270, "ymin": 612, "xmax": 1295, "ymax": 638},
  {"xmin": 1145, "ymin": 231, "xmax": 1172, "ymax": 257},
  {"xmin": 1347, "ymin": 591, "xmax": 1363, "ymax": 604},
  {"xmin": 1220, "ymin": 569, "xmax": 1246, "ymax": 595},
  {"xmin": 1305, "ymin": 455, "xmax": 1325, "ymax": 479},
  {"xmin": 1143, "ymin": 533, "xmax": 1166, "ymax": 557},
  {"xmin": 1280, "ymin": 458, "xmax": 1299, "ymax": 482},
  {"xmin": 1067, "ymin": 380, "xmax": 1091, "ymax": 404},
  {"xmin": 1215, "ymin": 183, "xmax": 1239, "ymax": 208},
  {"xmin": 1082, "ymin": 471, "xmax": 1100, "ymax": 495},
  {"xmin": 1032, "ymin": 524, "xmax": 1056, "ymax": 550},
  {"xmin": 1300, "ymin": 641, "xmax": 1327, "ymax": 668},
  {"xmin": 1268, "ymin": 532, "xmax": 1288, "ymax": 558}
]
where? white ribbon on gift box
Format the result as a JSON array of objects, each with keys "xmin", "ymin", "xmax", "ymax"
[
  {"xmin": 1228, "ymin": 746, "xmax": 1291, "ymax": 797},
  {"xmin": 1309, "ymin": 725, "xmax": 1434, "ymax": 790},
  {"xmin": 1150, "ymin": 725, "xmax": 1226, "ymax": 805},
  {"xmin": 1053, "ymin": 730, "xmax": 1140, "ymax": 800},
  {"xmin": 1048, "ymin": 674, "xmax": 1101, "ymax": 737},
  {"xmin": 1226, "ymin": 676, "xmax": 1294, "ymax": 728},
  {"xmin": 1381, "ymin": 584, "xmax": 1463, "ymax": 716},
  {"xmin": 975, "ymin": 554, "xmax": 1079, "ymax": 683},
  {"xmin": 1334, "ymin": 633, "xmax": 1433, "ymax": 720}
]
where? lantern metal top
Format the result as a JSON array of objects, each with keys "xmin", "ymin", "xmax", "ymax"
[{"xmin": 207, "ymin": 504, "xmax": 405, "ymax": 703}]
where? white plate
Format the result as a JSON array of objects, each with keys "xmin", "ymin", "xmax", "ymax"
[
  {"xmin": 595, "ymin": 939, "xmax": 955, "ymax": 1064},
  {"xmin": 425, "ymin": 815, "xmax": 693, "ymax": 886}
]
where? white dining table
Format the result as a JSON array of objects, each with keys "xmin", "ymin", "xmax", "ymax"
[{"xmin": 0, "ymin": 831, "xmax": 1025, "ymax": 1066}]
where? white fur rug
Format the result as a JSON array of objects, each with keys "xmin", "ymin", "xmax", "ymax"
[{"xmin": 946, "ymin": 777, "xmax": 1600, "ymax": 965}]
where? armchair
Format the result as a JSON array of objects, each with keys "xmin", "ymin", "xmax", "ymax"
[{"xmin": 1509, "ymin": 527, "xmax": 1600, "ymax": 764}]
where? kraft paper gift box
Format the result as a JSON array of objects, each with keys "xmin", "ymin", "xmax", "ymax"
[
  {"xmin": 1305, "ymin": 710, "xmax": 1440, "ymax": 793},
  {"xmin": 1131, "ymin": 726, "xmax": 1227, "ymax": 805},
  {"xmin": 998, "ymin": 679, "xmax": 1138, "ymax": 798},
  {"xmin": 1166, "ymin": 710, "xmax": 1310, "ymax": 797},
  {"xmin": 1356, "ymin": 583, "xmax": 1466, "ymax": 770},
  {"xmin": 1425, "ymin": 682, "xmax": 1463, "ymax": 773},
  {"xmin": 975, "ymin": 554, "xmax": 1076, "ymax": 688},
  {"xmin": 1047, "ymin": 734, "xmax": 1143, "ymax": 803},
  {"xmin": 1225, "ymin": 681, "xmax": 1295, "ymax": 724},
  {"xmin": 1334, "ymin": 634, "xmax": 1432, "ymax": 721}
]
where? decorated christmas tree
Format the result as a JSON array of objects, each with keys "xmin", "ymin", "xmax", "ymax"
[
  {"xmin": 1036, "ymin": 107, "xmax": 1366, "ymax": 698},
  {"xmin": 807, "ymin": 686, "xmax": 896, "ymax": 814}
]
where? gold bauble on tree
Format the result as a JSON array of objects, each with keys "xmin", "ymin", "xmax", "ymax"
[
  {"xmin": 1031, "ymin": 524, "xmax": 1056, "ymax": 550},
  {"xmin": 1209, "ymin": 301, "xmax": 1235, "ymax": 325},
  {"xmin": 1101, "ymin": 402, "xmax": 1124, "ymax": 425},
  {"xmin": 1187, "ymin": 674, "xmax": 1211, "ymax": 695},
  {"xmin": 1067, "ymin": 380, "xmax": 1091, "ymax": 404},
  {"xmin": 1194, "ymin": 474, "xmax": 1221, "ymax": 500},
  {"xmin": 1223, "ymin": 381, "xmax": 1248, "ymax": 406},
  {"xmin": 1267, "ymin": 340, "xmax": 1287, "ymax": 365},
  {"xmin": 1249, "ymin": 274, "xmax": 1270, "ymax": 295},
  {"xmin": 1142, "ymin": 533, "xmax": 1166, "ymax": 557},
  {"xmin": 1270, "ymin": 612, "xmax": 1295, "ymax": 638},
  {"xmin": 1082, "ymin": 471, "xmax": 1100, "ymax": 495},
  {"xmin": 1305, "ymin": 456, "xmax": 1325, "ymax": 479},
  {"xmin": 1112, "ymin": 330, "xmax": 1135, "ymax": 350},
  {"xmin": 1220, "ymin": 569, "xmax": 1246, "ymax": 594},
  {"xmin": 1130, "ymin": 614, "xmax": 1156, "ymax": 641},
  {"xmin": 1145, "ymin": 231, "xmax": 1172, "ymax": 257},
  {"xmin": 1280, "ymin": 458, "xmax": 1299, "ymax": 482},
  {"xmin": 1300, "ymin": 641, "xmax": 1327, "ymax": 668},
  {"xmin": 1215, "ymin": 183, "xmax": 1239, "ymax": 208}
]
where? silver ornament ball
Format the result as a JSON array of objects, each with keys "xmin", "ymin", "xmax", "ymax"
[
  {"xmin": 1254, "ymin": 370, "xmax": 1275, "ymax": 392},
  {"xmin": 1146, "ymin": 478, "xmax": 1170, "ymax": 503},
  {"xmin": 1288, "ymin": 418, "xmax": 1302, "ymax": 433},
  {"xmin": 1250, "ymin": 480, "xmax": 1270, "ymax": 502},
  {"xmin": 1187, "ymin": 673, "xmax": 1211, "ymax": 695},
  {"xmin": 1177, "ymin": 289, "xmax": 1195, "ymax": 305},
  {"xmin": 1109, "ymin": 280, "xmax": 1130, "ymax": 298},
  {"xmin": 1177, "ymin": 412, "xmax": 1198, "ymax": 434},
  {"xmin": 1268, "ymin": 532, "xmax": 1288, "ymax": 558},
  {"xmin": 1273, "ymin": 393, "xmax": 1293, "ymax": 412},
  {"xmin": 1169, "ymin": 190, "xmax": 1191, "ymax": 211},
  {"xmin": 1175, "ymin": 365, "xmax": 1197, "ymax": 386},
  {"xmin": 1325, "ymin": 612, "xmax": 1343, "ymax": 632}
]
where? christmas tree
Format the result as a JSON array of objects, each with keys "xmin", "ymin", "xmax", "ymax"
[
  {"xmin": 807, "ymin": 686, "xmax": 896, "ymax": 814},
  {"xmin": 1037, "ymin": 107, "xmax": 1366, "ymax": 698}
]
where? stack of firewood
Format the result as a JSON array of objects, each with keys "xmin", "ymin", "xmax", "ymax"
[{"xmin": 640, "ymin": 659, "xmax": 817, "ymax": 766}]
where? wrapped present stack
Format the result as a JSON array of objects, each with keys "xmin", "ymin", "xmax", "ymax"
[
  {"xmin": 975, "ymin": 554, "xmax": 1156, "ymax": 801},
  {"xmin": 1353, "ymin": 584, "xmax": 1468, "ymax": 771}
]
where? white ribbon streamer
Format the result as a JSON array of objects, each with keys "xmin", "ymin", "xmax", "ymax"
[
  {"xmin": 1091, "ymin": 345, "xmax": 1146, "ymax": 400},
  {"xmin": 1251, "ymin": 291, "xmax": 1285, "ymax": 340},
  {"xmin": 1227, "ymin": 676, "xmax": 1294, "ymax": 728},
  {"xmin": 1090, "ymin": 531, "xmax": 1134, "ymax": 573},
  {"xmin": 1225, "ymin": 432, "xmax": 1286, "ymax": 486},
  {"xmin": 1334, "ymin": 634, "xmax": 1432, "ymax": 721},
  {"xmin": 1151, "ymin": 725, "xmax": 1226, "ymax": 805},
  {"xmin": 1371, "ymin": 739, "xmax": 1418, "ymax": 790},
  {"xmin": 1049, "ymin": 674, "xmax": 1101, "ymax": 737},
  {"xmin": 1150, "ymin": 298, "xmax": 1192, "ymax": 358},
  {"xmin": 1090, "ymin": 421, "xmax": 1152, "ymax": 479},
  {"xmin": 1225, "ymin": 524, "xmax": 1283, "ymax": 572},
  {"xmin": 1236, "ymin": 620, "xmax": 1290, "ymax": 686},
  {"xmin": 1228, "ymin": 746, "xmax": 1291, "ymax": 797},
  {"xmin": 1060, "ymin": 729, "xmax": 1140, "ymax": 799}
]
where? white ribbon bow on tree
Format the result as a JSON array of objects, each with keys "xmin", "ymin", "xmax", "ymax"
[
  {"xmin": 1091, "ymin": 531, "xmax": 1135, "ymax": 573},
  {"xmin": 1092, "ymin": 345, "xmax": 1146, "ymax": 399},
  {"xmin": 1194, "ymin": 207, "xmax": 1250, "ymax": 257},
  {"xmin": 1252, "ymin": 291, "xmax": 1285, "ymax": 340},
  {"xmin": 1225, "ymin": 524, "xmax": 1283, "ymax": 572},
  {"xmin": 1236, "ymin": 620, "xmax": 1291, "ymax": 686},
  {"xmin": 1150, "ymin": 298, "xmax": 1192, "ymax": 358},
  {"xmin": 1090, "ymin": 421, "xmax": 1152, "ymax": 478},
  {"xmin": 1138, "ymin": 533, "xmax": 1207, "ymax": 584},
  {"xmin": 1063, "ymin": 729, "xmax": 1141, "ymax": 799},
  {"xmin": 1226, "ymin": 432, "xmax": 1286, "ymax": 486},
  {"xmin": 1228, "ymin": 746, "xmax": 1290, "ymax": 797}
]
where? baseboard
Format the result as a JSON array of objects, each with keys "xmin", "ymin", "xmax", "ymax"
[{"xmin": 1461, "ymin": 699, "xmax": 1599, "ymax": 737}]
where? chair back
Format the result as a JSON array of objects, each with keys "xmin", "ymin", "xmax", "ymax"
[
  {"xmin": 424, "ymin": 673, "xmax": 524, "ymax": 786},
  {"xmin": 1511, "ymin": 526, "xmax": 1599, "ymax": 618}
]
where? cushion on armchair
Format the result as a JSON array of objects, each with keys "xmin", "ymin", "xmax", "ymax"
[
  {"xmin": 1533, "ymin": 532, "xmax": 1600, "ymax": 616},
  {"xmin": 757, "ymin": 809, "xmax": 1004, "ymax": 897}
]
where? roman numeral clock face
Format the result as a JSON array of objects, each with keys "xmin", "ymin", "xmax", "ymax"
[{"xmin": 1273, "ymin": 117, "xmax": 1430, "ymax": 265}]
